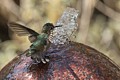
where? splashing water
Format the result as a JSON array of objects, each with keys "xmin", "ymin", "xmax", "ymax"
[{"xmin": 49, "ymin": 8, "xmax": 79, "ymax": 45}]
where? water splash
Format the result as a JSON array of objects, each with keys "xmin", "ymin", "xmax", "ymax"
[{"xmin": 49, "ymin": 8, "xmax": 79, "ymax": 45}]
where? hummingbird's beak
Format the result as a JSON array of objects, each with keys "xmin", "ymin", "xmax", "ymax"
[{"xmin": 55, "ymin": 25, "xmax": 62, "ymax": 28}]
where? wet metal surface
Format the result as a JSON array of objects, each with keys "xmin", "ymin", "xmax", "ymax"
[{"xmin": 0, "ymin": 42, "xmax": 120, "ymax": 80}]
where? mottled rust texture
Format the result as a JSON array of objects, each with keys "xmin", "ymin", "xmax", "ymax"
[{"xmin": 0, "ymin": 42, "xmax": 120, "ymax": 80}]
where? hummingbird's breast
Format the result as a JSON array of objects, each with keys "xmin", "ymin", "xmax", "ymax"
[{"xmin": 31, "ymin": 33, "xmax": 48, "ymax": 50}]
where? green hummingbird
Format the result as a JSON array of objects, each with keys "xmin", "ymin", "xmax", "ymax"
[{"xmin": 8, "ymin": 22, "xmax": 61, "ymax": 63}]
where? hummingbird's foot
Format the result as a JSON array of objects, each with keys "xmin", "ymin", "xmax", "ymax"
[
  {"xmin": 31, "ymin": 52, "xmax": 50, "ymax": 64},
  {"xmin": 40, "ymin": 55, "xmax": 49, "ymax": 64},
  {"xmin": 31, "ymin": 56, "xmax": 49, "ymax": 64}
]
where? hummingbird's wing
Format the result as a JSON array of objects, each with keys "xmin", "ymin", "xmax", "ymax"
[{"xmin": 8, "ymin": 22, "xmax": 39, "ymax": 36}]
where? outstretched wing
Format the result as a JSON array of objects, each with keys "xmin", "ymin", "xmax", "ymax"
[{"xmin": 8, "ymin": 22, "xmax": 39, "ymax": 36}]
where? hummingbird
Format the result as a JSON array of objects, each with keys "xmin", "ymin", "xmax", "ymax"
[{"xmin": 8, "ymin": 22, "xmax": 61, "ymax": 63}]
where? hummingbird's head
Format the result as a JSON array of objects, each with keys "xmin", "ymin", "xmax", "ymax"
[
  {"xmin": 42, "ymin": 23, "xmax": 55, "ymax": 34},
  {"xmin": 42, "ymin": 23, "xmax": 62, "ymax": 34}
]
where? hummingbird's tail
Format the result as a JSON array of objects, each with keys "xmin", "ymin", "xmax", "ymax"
[{"xmin": 24, "ymin": 49, "xmax": 30, "ymax": 57}]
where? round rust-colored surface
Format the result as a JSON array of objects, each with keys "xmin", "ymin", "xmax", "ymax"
[{"xmin": 0, "ymin": 42, "xmax": 120, "ymax": 80}]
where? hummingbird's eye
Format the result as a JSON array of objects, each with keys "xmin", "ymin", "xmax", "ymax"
[{"xmin": 50, "ymin": 26, "xmax": 54, "ymax": 30}]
